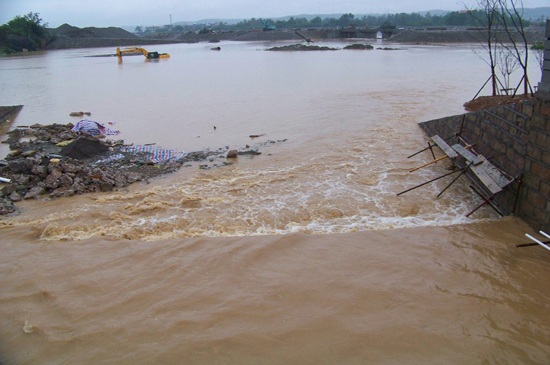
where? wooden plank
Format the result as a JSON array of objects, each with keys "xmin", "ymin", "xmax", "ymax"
[
  {"xmin": 479, "ymin": 159, "xmax": 513, "ymax": 188},
  {"xmin": 451, "ymin": 144, "xmax": 484, "ymax": 165},
  {"xmin": 470, "ymin": 163, "xmax": 503, "ymax": 195},
  {"xmin": 469, "ymin": 157, "xmax": 512, "ymax": 194},
  {"xmin": 431, "ymin": 135, "xmax": 458, "ymax": 159}
]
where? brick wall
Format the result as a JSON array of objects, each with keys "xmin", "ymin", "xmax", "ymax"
[
  {"xmin": 418, "ymin": 98, "xmax": 550, "ymax": 232},
  {"xmin": 418, "ymin": 20, "xmax": 550, "ymax": 231}
]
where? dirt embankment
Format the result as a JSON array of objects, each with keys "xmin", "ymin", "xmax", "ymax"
[
  {"xmin": 463, "ymin": 94, "xmax": 535, "ymax": 111},
  {"xmin": 45, "ymin": 23, "xmax": 178, "ymax": 50},
  {"xmin": 37, "ymin": 23, "xmax": 547, "ymax": 50},
  {"xmin": 151, "ymin": 30, "xmax": 320, "ymax": 43},
  {"xmin": 43, "ymin": 26, "xmax": 326, "ymax": 49}
]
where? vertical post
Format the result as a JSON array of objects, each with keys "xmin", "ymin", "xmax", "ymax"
[
  {"xmin": 512, "ymin": 174, "xmax": 522, "ymax": 214},
  {"xmin": 428, "ymin": 142, "xmax": 436, "ymax": 160}
]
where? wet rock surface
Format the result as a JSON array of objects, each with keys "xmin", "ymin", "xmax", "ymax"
[
  {"xmin": 266, "ymin": 44, "xmax": 339, "ymax": 51},
  {"xmin": 343, "ymin": 44, "xmax": 374, "ymax": 50},
  {"xmin": 0, "ymin": 123, "xmax": 284, "ymax": 215}
]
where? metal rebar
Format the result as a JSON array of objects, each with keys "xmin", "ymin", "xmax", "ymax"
[
  {"xmin": 396, "ymin": 169, "xmax": 462, "ymax": 196},
  {"xmin": 436, "ymin": 164, "xmax": 471, "ymax": 198}
]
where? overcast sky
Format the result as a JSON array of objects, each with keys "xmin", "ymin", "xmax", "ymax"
[{"xmin": 0, "ymin": 0, "xmax": 548, "ymax": 28}]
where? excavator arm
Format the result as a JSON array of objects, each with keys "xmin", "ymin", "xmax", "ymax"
[{"xmin": 116, "ymin": 47, "xmax": 169, "ymax": 62}]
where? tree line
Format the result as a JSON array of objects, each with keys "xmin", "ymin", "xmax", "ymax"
[
  {"xmin": 228, "ymin": 9, "xmax": 537, "ymax": 30},
  {"xmin": 0, "ymin": 12, "xmax": 52, "ymax": 54}
]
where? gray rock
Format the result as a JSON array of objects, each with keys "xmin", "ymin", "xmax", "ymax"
[
  {"xmin": 1, "ymin": 184, "xmax": 18, "ymax": 196},
  {"xmin": 44, "ymin": 169, "xmax": 63, "ymax": 189},
  {"xmin": 238, "ymin": 150, "xmax": 261, "ymax": 156},
  {"xmin": 58, "ymin": 174, "xmax": 73, "ymax": 187},
  {"xmin": 31, "ymin": 164, "xmax": 48, "ymax": 178},
  {"xmin": 50, "ymin": 187, "xmax": 75, "ymax": 198},
  {"xmin": 9, "ymin": 191, "xmax": 22, "ymax": 202},
  {"xmin": 24, "ymin": 186, "xmax": 45, "ymax": 199},
  {"xmin": 0, "ymin": 198, "xmax": 16, "ymax": 214},
  {"xmin": 20, "ymin": 150, "xmax": 37, "ymax": 158}
]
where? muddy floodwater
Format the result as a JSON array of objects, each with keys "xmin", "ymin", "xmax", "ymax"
[{"xmin": 0, "ymin": 41, "xmax": 548, "ymax": 363}]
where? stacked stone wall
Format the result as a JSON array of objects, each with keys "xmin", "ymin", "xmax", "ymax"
[{"xmin": 418, "ymin": 99, "xmax": 550, "ymax": 232}]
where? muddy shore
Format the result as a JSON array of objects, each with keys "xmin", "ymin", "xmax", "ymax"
[{"xmin": 0, "ymin": 120, "xmax": 276, "ymax": 215}]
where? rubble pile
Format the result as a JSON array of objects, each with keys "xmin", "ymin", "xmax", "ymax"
[{"xmin": 0, "ymin": 123, "xmax": 216, "ymax": 215}]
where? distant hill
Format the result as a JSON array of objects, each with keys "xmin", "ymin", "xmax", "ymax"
[
  {"xmin": 522, "ymin": 7, "xmax": 550, "ymax": 20},
  {"xmin": 49, "ymin": 24, "xmax": 138, "ymax": 39}
]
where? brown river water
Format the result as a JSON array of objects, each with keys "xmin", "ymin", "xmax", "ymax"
[{"xmin": 0, "ymin": 41, "xmax": 549, "ymax": 363}]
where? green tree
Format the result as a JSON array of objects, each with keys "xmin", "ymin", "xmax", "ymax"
[
  {"xmin": 287, "ymin": 17, "xmax": 297, "ymax": 27},
  {"xmin": 1, "ymin": 12, "xmax": 51, "ymax": 53},
  {"xmin": 310, "ymin": 16, "xmax": 323, "ymax": 27},
  {"xmin": 338, "ymin": 13, "xmax": 354, "ymax": 27}
]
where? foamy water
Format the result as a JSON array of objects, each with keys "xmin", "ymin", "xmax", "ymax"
[{"xmin": 1, "ymin": 127, "xmax": 497, "ymax": 241}]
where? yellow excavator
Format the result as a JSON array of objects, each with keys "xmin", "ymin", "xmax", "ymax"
[{"xmin": 116, "ymin": 47, "xmax": 170, "ymax": 62}]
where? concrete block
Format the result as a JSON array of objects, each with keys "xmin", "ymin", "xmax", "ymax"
[
  {"xmin": 528, "ymin": 190, "xmax": 546, "ymax": 209},
  {"xmin": 536, "ymin": 132, "xmax": 549, "ymax": 149},
  {"xmin": 520, "ymin": 198, "xmax": 535, "ymax": 216},
  {"xmin": 522, "ymin": 173, "xmax": 540, "ymax": 190},
  {"xmin": 546, "ymin": 20, "xmax": 550, "ymax": 37},
  {"xmin": 534, "ymin": 207, "xmax": 547, "ymax": 221},
  {"xmin": 540, "ymin": 101, "xmax": 550, "ymax": 116},
  {"xmin": 531, "ymin": 161, "xmax": 550, "ymax": 181},
  {"xmin": 527, "ymin": 144, "xmax": 542, "ymax": 159},
  {"xmin": 530, "ymin": 115, "xmax": 545, "ymax": 129},
  {"xmin": 512, "ymin": 140, "xmax": 526, "ymax": 155},
  {"xmin": 543, "ymin": 150, "xmax": 550, "ymax": 166}
]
